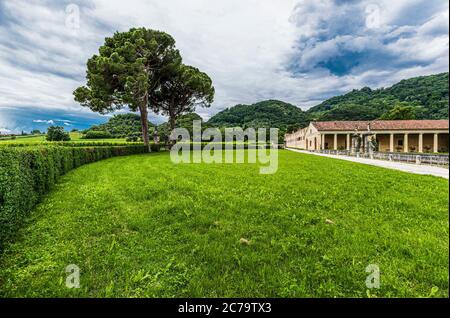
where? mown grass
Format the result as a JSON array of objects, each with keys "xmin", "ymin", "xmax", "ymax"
[
  {"xmin": 0, "ymin": 132, "xmax": 127, "ymax": 145},
  {"xmin": 0, "ymin": 134, "xmax": 47, "ymax": 143},
  {"xmin": 0, "ymin": 150, "xmax": 448, "ymax": 297}
]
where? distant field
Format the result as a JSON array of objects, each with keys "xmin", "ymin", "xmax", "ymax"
[
  {"xmin": 0, "ymin": 134, "xmax": 47, "ymax": 143},
  {"xmin": 0, "ymin": 132, "xmax": 127, "ymax": 144},
  {"xmin": 0, "ymin": 150, "xmax": 447, "ymax": 298}
]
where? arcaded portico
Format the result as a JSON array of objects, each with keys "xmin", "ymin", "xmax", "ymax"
[{"xmin": 285, "ymin": 120, "xmax": 449, "ymax": 153}]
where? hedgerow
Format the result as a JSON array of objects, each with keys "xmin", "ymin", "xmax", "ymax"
[
  {"xmin": 0, "ymin": 141, "xmax": 145, "ymax": 147},
  {"xmin": 0, "ymin": 144, "xmax": 151, "ymax": 251},
  {"xmin": 176, "ymin": 142, "xmax": 273, "ymax": 150},
  {"xmin": 83, "ymin": 131, "xmax": 113, "ymax": 139}
]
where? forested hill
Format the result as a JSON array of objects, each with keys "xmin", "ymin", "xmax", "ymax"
[
  {"xmin": 207, "ymin": 100, "xmax": 310, "ymax": 131},
  {"xmin": 82, "ymin": 73, "xmax": 447, "ymax": 139},
  {"xmin": 206, "ymin": 73, "xmax": 448, "ymax": 133},
  {"xmin": 307, "ymin": 72, "xmax": 449, "ymax": 121},
  {"xmin": 157, "ymin": 112, "xmax": 203, "ymax": 138},
  {"xmin": 85, "ymin": 113, "xmax": 155, "ymax": 138}
]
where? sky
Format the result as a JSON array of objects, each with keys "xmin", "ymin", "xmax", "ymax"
[{"xmin": 0, "ymin": 0, "xmax": 448, "ymax": 134}]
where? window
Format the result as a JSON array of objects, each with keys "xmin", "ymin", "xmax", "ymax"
[{"xmin": 398, "ymin": 140, "xmax": 404, "ymax": 146}]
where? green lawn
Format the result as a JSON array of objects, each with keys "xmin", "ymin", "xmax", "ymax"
[
  {"xmin": 0, "ymin": 134, "xmax": 47, "ymax": 143},
  {"xmin": 0, "ymin": 150, "xmax": 448, "ymax": 297},
  {"xmin": 0, "ymin": 132, "xmax": 127, "ymax": 144}
]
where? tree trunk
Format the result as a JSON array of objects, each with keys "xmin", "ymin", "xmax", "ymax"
[
  {"xmin": 168, "ymin": 114, "xmax": 177, "ymax": 150},
  {"xmin": 153, "ymin": 126, "xmax": 160, "ymax": 145},
  {"xmin": 139, "ymin": 103, "xmax": 151, "ymax": 153},
  {"xmin": 169, "ymin": 116, "xmax": 176, "ymax": 132}
]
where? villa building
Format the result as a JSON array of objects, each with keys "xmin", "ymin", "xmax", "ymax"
[{"xmin": 285, "ymin": 120, "xmax": 449, "ymax": 153}]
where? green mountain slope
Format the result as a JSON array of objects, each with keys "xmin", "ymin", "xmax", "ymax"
[
  {"xmin": 207, "ymin": 100, "xmax": 309, "ymax": 131},
  {"xmin": 84, "ymin": 113, "xmax": 155, "ymax": 138},
  {"xmin": 81, "ymin": 73, "xmax": 448, "ymax": 141},
  {"xmin": 157, "ymin": 113, "xmax": 203, "ymax": 142},
  {"xmin": 307, "ymin": 72, "xmax": 449, "ymax": 121}
]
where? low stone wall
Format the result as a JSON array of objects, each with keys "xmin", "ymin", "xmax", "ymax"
[{"xmin": 311, "ymin": 150, "xmax": 449, "ymax": 167}]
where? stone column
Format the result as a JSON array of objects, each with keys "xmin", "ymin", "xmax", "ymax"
[
  {"xmin": 346, "ymin": 134, "xmax": 350, "ymax": 151},
  {"xmin": 321, "ymin": 134, "xmax": 325, "ymax": 150},
  {"xmin": 418, "ymin": 133, "xmax": 423, "ymax": 153},
  {"xmin": 434, "ymin": 133, "xmax": 439, "ymax": 153},
  {"xmin": 334, "ymin": 134, "xmax": 338, "ymax": 150},
  {"xmin": 363, "ymin": 135, "xmax": 368, "ymax": 153},
  {"xmin": 351, "ymin": 136, "xmax": 356, "ymax": 153},
  {"xmin": 372, "ymin": 134, "xmax": 377, "ymax": 153},
  {"xmin": 389, "ymin": 133, "xmax": 394, "ymax": 152},
  {"xmin": 404, "ymin": 133, "xmax": 409, "ymax": 153}
]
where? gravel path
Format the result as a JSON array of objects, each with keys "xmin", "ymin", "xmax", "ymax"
[{"xmin": 287, "ymin": 148, "xmax": 449, "ymax": 179}]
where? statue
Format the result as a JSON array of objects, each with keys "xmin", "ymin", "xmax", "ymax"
[
  {"xmin": 351, "ymin": 128, "xmax": 361, "ymax": 153},
  {"xmin": 153, "ymin": 127, "xmax": 160, "ymax": 144},
  {"xmin": 368, "ymin": 135, "xmax": 377, "ymax": 153}
]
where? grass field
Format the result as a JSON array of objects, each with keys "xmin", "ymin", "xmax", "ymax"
[
  {"xmin": 0, "ymin": 132, "xmax": 127, "ymax": 144},
  {"xmin": 0, "ymin": 150, "xmax": 448, "ymax": 297},
  {"xmin": 0, "ymin": 134, "xmax": 47, "ymax": 143}
]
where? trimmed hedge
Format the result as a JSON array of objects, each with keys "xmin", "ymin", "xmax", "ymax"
[
  {"xmin": 175, "ymin": 142, "xmax": 273, "ymax": 150},
  {"xmin": 1, "ymin": 142, "xmax": 165, "ymax": 152},
  {"xmin": 83, "ymin": 131, "xmax": 113, "ymax": 139},
  {"xmin": 0, "ymin": 141, "xmax": 145, "ymax": 147},
  {"xmin": 0, "ymin": 144, "xmax": 149, "ymax": 251}
]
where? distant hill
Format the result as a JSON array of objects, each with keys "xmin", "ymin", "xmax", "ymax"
[
  {"xmin": 307, "ymin": 72, "xmax": 449, "ymax": 121},
  {"xmin": 85, "ymin": 113, "xmax": 155, "ymax": 138},
  {"xmin": 82, "ymin": 73, "xmax": 448, "ymax": 141},
  {"xmin": 157, "ymin": 113, "xmax": 203, "ymax": 141},
  {"xmin": 207, "ymin": 100, "xmax": 309, "ymax": 132}
]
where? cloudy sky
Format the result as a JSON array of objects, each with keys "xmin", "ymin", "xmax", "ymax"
[{"xmin": 0, "ymin": 0, "xmax": 448, "ymax": 133}]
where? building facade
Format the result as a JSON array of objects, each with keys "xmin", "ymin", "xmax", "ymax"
[{"xmin": 285, "ymin": 120, "xmax": 449, "ymax": 153}]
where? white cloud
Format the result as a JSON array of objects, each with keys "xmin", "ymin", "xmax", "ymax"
[
  {"xmin": 0, "ymin": 127, "xmax": 12, "ymax": 134},
  {"xmin": 33, "ymin": 119, "xmax": 55, "ymax": 124}
]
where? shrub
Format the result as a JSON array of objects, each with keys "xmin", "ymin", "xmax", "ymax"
[
  {"xmin": 0, "ymin": 144, "xmax": 148, "ymax": 251},
  {"xmin": 46, "ymin": 126, "xmax": 71, "ymax": 142},
  {"xmin": 83, "ymin": 131, "xmax": 113, "ymax": 139},
  {"xmin": 150, "ymin": 143, "xmax": 161, "ymax": 152},
  {"xmin": 174, "ymin": 142, "xmax": 270, "ymax": 150},
  {"xmin": 126, "ymin": 132, "xmax": 142, "ymax": 143},
  {"xmin": 0, "ymin": 141, "xmax": 148, "ymax": 148},
  {"xmin": 126, "ymin": 136, "xmax": 139, "ymax": 142}
]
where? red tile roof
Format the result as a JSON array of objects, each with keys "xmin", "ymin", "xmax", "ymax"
[{"xmin": 312, "ymin": 120, "xmax": 449, "ymax": 131}]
